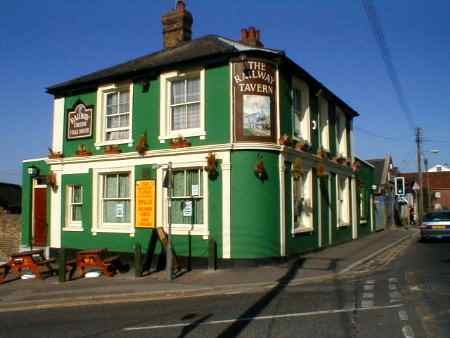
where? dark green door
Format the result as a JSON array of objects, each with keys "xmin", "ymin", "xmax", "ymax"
[{"xmin": 319, "ymin": 176, "xmax": 331, "ymax": 247}]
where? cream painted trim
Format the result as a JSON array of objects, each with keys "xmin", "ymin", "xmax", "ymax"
[
  {"xmin": 95, "ymin": 82, "xmax": 134, "ymax": 147},
  {"xmin": 292, "ymin": 77, "xmax": 311, "ymax": 143},
  {"xmin": 23, "ymin": 158, "xmax": 48, "ymax": 163},
  {"xmin": 276, "ymin": 67, "xmax": 281, "ymax": 142},
  {"xmin": 50, "ymin": 169, "xmax": 62, "ymax": 248},
  {"xmin": 370, "ymin": 194, "xmax": 374, "ymax": 232},
  {"xmin": 229, "ymin": 62, "xmax": 234, "ymax": 144},
  {"xmin": 92, "ymin": 166, "xmax": 135, "ymax": 236},
  {"xmin": 317, "ymin": 175, "xmax": 322, "ymax": 247},
  {"xmin": 351, "ymin": 178, "xmax": 358, "ymax": 239},
  {"xmin": 328, "ymin": 176, "xmax": 332, "ymax": 245},
  {"xmin": 319, "ymin": 96, "xmax": 330, "ymax": 151},
  {"xmin": 159, "ymin": 69, "xmax": 206, "ymax": 142},
  {"xmin": 52, "ymin": 98, "xmax": 65, "ymax": 153},
  {"xmin": 279, "ymin": 154, "xmax": 286, "ymax": 256},
  {"xmin": 62, "ymin": 226, "xmax": 83, "ymax": 232},
  {"xmin": 350, "ymin": 119, "xmax": 355, "ymax": 162},
  {"xmin": 221, "ymin": 152, "xmax": 231, "ymax": 259}
]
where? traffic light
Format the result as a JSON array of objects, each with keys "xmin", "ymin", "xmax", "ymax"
[{"xmin": 395, "ymin": 177, "xmax": 405, "ymax": 196}]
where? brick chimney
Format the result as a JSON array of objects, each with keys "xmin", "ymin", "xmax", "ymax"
[
  {"xmin": 240, "ymin": 27, "xmax": 264, "ymax": 48},
  {"xmin": 162, "ymin": 0, "xmax": 193, "ymax": 49}
]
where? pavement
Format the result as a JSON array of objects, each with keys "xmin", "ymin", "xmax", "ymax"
[{"xmin": 0, "ymin": 227, "xmax": 417, "ymax": 313}]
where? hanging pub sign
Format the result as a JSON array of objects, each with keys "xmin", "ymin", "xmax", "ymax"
[
  {"xmin": 67, "ymin": 102, "xmax": 93, "ymax": 139},
  {"xmin": 233, "ymin": 59, "xmax": 276, "ymax": 142}
]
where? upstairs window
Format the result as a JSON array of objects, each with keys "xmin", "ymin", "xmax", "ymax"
[
  {"xmin": 159, "ymin": 70, "xmax": 206, "ymax": 141},
  {"xmin": 96, "ymin": 83, "xmax": 133, "ymax": 146},
  {"xmin": 292, "ymin": 78, "xmax": 310, "ymax": 142},
  {"xmin": 170, "ymin": 78, "xmax": 201, "ymax": 131},
  {"xmin": 336, "ymin": 107, "xmax": 348, "ymax": 157},
  {"xmin": 319, "ymin": 96, "xmax": 329, "ymax": 151}
]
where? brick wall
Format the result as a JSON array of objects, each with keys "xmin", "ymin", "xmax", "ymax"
[{"xmin": 0, "ymin": 208, "xmax": 22, "ymax": 261}]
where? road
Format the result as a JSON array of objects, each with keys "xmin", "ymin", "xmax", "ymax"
[{"xmin": 0, "ymin": 237, "xmax": 448, "ymax": 338}]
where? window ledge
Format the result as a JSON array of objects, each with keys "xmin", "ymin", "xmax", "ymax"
[
  {"xmin": 62, "ymin": 226, "xmax": 83, "ymax": 232},
  {"xmin": 92, "ymin": 227, "xmax": 135, "ymax": 235},
  {"xmin": 337, "ymin": 223, "xmax": 351, "ymax": 229},
  {"xmin": 360, "ymin": 220, "xmax": 368, "ymax": 224},
  {"xmin": 159, "ymin": 130, "xmax": 207, "ymax": 143},
  {"xmin": 292, "ymin": 227, "xmax": 314, "ymax": 236},
  {"xmin": 95, "ymin": 139, "xmax": 133, "ymax": 148}
]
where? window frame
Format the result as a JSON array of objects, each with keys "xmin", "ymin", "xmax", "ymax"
[
  {"xmin": 291, "ymin": 167, "xmax": 313, "ymax": 234},
  {"xmin": 319, "ymin": 96, "xmax": 330, "ymax": 151},
  {"xmin": 359, "ymin": 189, "xmax": 367, "ymax": 223},
  {"xmin": 337, "ymin": 175, "xmax": 351, "ymax": 227},
  {"xmin": 92, "ymin": 167, "xmax": 135, "ymax": 235},
  {"xmin": 95, "ymin": 83, "xmax": 134, "ymax": 147},
  {"xmin": 336, "ymin": 107, "xmax": 348, "ymax": 158},
  {"xmin": 159, "ymin": 70, "xmax": 206, "ymax": 142},
  {"xmin": 291, "ymin": 78, "xmax": 310, "ymax": 143},
  {"xmin": 63, "ymin": 184, "xmax": 83, "ymax": 231},
  {"xmin": 157, "ymin": 164, "xmax": 208, "ymax": 236}
]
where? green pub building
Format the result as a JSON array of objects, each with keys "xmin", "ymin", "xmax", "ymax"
[{"xmin": 22, "ymin": 2, "xmax": 375, "ymax": 264}]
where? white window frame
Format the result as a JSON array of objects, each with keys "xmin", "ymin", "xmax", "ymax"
[
  {"xmin": 63, "ymin": 184, "xmax": 83, "ymax": 231},
  {"xmin": 319, "ymin": 96, "xmax": 330, "ymax": 151},
  {"xmin": 95, "ymin": 82, "xmax": 133, "ymax": 147},
  {"xmin": 359, "ymin": 189, "xmax": 367, "ymax": 223},
  {"xmin": 92, "ymin": 167, "xmax": 135, "ymax": 235},
  {"xmin": 159, "ymin": 69, "xmax": 206, "ymax": 142},
  {"xmin": 291, "ymin": 167, "xmax": 313, "ymax": 234},
  {"xmin": 336, "ymin": 107, "xmax": 348, "ymax": 158},
  {"xmin": 337, "ymin": 175, "xmax": 351, "ymax": 227},
  {"xmin": 157, "ymin": 163, "xmax": 208, "ymax": 236},
  {"xmin": 292, "ymin": 77, "xmax": 310, "ymax": 143}
]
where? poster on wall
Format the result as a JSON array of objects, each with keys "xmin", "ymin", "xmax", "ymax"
[
  {"xmin": 233, "ymin": 59, "xmax": 276, "ymax": 142},
  {"xmin": 135, "ymin": 180, "xmax": 156, "ymax": 228},
  {"xmin": 67, "ymin": 102, "xmax": 93, "ymax": 139}
]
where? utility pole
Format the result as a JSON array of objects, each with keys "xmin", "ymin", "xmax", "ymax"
[
  {"xmin": 424, "ymin": 157, "xmax": 431, "ymax": 213},
  {"xmin": 416, "ymin": 128, "xmax": 424, "ymax": 224}
]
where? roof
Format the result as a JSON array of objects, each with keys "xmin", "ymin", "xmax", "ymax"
[
  {"xmin": 46, "ymin": 35, "xmax": 359, "ymax": 117},
  {"xmin": 367, "ymin": 158, "xmax": 386, "ymax": 186}
]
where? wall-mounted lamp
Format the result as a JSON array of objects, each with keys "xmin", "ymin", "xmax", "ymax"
[{"xmin": 27, "ymin": 166, "xmax": 39, "ymax": 178}]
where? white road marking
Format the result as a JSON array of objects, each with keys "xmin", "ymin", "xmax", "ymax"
[
  {"xmin": 398, "ymin": 310, "xmax": 409, "ymax": 321},
  {"xmin": 388, "ymin": 277, "xmax": 398, "ymax": 283},
  {"xmin": 123, "ymin": 304, "xmax": 404, "ymax": 331},
  {"xmin": 363, "ymin": 284, "xmax": 375, "ymax": 291},
  {"xmin": 389, "ymin": 284, "xmax": 398, "ymax": 290},
  {"xmin": 362, "ymin": 292, "xmax": 374, "ymax": 299},
  {"xmin": 402, "ymin": 325, "xmax": 415, "ymax": 338},
  {"xmin": 365, "ymin": 280, "xmax": 376, "ymax": 285},
  {"xmin": 361, "ymin": 300, "xmax": 374, "ymax": 308}
]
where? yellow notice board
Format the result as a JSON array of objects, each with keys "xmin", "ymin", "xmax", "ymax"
[{"xmin": 135, "ymin": 180, "xmax": 156, "ymax": 228}]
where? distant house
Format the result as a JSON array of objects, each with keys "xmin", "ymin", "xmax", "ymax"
[
  {"xmin": 0, "ymin": 183, "xmax": 21, "ymax": 214},
  {"xmin": 428, "ymin": 164, "xmax": 450, "ymax": 172}
]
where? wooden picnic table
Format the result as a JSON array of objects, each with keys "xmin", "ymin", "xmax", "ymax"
[
  {"xmin": 8, "ymin": 249, "xmax": 56, "ymax": 279},
  {"xmin": 76, "ymin": 249, "xmax": 120, "ymax": 277}
]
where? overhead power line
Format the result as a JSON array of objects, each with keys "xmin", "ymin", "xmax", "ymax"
[
  {"xmin": 361, "ymin": 0, "xmax": 416, "ymax": 131},
  {"xmin": 355, "ymin": 126, "xmax": 404, "ymax": 142}
]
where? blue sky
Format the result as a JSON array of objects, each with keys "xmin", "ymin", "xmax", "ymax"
[{"xmin": 1, "ymin": 0, "xmax": 449, "ymax": 184}]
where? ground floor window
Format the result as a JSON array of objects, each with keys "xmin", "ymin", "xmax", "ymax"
[
  {"xmin": 337, "ymin": 175, "xmax": 350, "ymax": 227},
  {"xmin": 292, "ymin": 168, "xmax": 313, "ymax": 233},
  {"xmin": 171, "ymin": 168, "xmax": 204, "ymax": 225},
  {"xmin": 65, "ymin": 185, "xmax": 83, "ymax": 229},
  {"xmin": 359, "ymin": 188, "xmax": 367, "ymax": 223}
]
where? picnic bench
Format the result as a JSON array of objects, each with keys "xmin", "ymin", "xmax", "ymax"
[
  {"xmin": 0, "ymin": 262, "xmax": 9, "ymax": 283},
  {"xmin": 8, "ymin": 249, "xmax": 56, "ymax": 279},
  {"xmin": 76, "ymin": 249, "xmax": 121, "ymax": 277}
]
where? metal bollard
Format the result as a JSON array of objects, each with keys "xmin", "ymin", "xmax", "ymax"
[
  {"xmin": 134, "ymin": 242, "xmax": 142, "ymax": 278},
  {"xmin": 58, "ymin": 248, "xmax": 67, "ymax": 283}
]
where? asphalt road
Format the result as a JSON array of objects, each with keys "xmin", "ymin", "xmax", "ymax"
[{"xmin": 0, "ymin": 237, "xmax": 448, "ymax": 338}]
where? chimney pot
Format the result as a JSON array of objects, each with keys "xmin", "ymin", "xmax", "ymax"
[{"xmin": 239, "ymin": 26, "xmax": 264, "ymax": 48}]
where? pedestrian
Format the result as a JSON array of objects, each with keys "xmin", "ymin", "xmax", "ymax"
[{"xmin": 409, "ymin": 207, "xmax": 415, "ymax": 225}]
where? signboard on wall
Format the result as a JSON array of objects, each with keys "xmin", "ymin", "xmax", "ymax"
[
  {"xmin": 67, "ymin": 102, "xmax": 93, "ymax": 139},
  {"xmin": 233, "ymin": 59, "xmax": 276, "ymax": 142},
  {"xmin": 135, "ymin": 180, "xmax": 156, "ymax": 228}
]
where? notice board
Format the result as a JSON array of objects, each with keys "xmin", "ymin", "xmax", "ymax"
[{"xmin": 135, "ymin": 180, "xmax": 156, "ymax": 228}]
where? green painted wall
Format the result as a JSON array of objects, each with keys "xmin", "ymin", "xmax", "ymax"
[
  {"xmin": 21, "ymin": 160, "xmax": 50, "ymax": 246},
  {"xmin": 59, "ymin": 163, "xmax": 222, "ymax": 257},
  {"xmin": 61, "ymin": 65, "xmax": 230, "ymax": 158},
  {"xmin": 230, "ymin": 150, "xmax": 280, "ymax": 258},
  {"xmin": 279, "ymin": 71, "xmax": 292, "ymax": 136}
]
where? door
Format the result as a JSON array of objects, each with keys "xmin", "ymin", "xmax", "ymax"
[
  {"xmin": 320, "ymin": 176, "xmax": 331, "ymax": 247},
  {"xmin": 33, "ymin": 187, "xmax": 48, "ymax": 246}
]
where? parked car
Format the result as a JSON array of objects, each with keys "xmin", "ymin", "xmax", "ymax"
[{"xmin": 420, "ymin": 211, "xmax": 450, "ymax": 241}]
